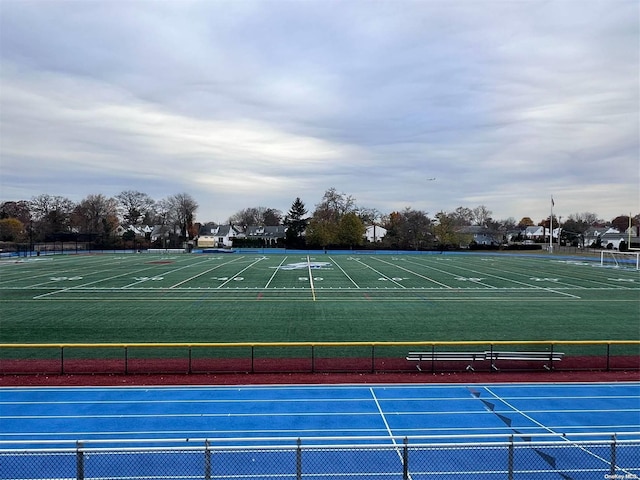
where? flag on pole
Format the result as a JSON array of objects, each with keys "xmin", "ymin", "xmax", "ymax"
[{"xmin": 551, "ymin": 196, "xmax": 555, "ymax": 207}]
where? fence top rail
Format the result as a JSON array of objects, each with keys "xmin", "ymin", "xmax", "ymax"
[
  {"xmin": 1, "ymin": 340, "xmax": 639, "ymax": 349},
  {"xmin": 2, "ymin": 439, "xmax": 639, "ymax": 455},
  {"xmin": 1, "ymin": 432, "xmax": 638, "ymax": 449}
]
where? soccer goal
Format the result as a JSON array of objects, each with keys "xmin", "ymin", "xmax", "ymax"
[{"xmin": 600, "ymin": 250, "xmax": 640, "ymax": 270}]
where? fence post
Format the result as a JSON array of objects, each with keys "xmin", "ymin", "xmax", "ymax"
[
  {"xmin": 124, "ymin": 347, "xmax": 128, "ymax": 375},
  {"xmin": 204, "ymin": 439, "xmax": 211, "ymax": 480},
  {"xmin": 508, "ymin": 435, "xmax": 514, "ymax": 480},
  {"xmin": 188, "ymin": 347, "xmax": 192, "ymax": 374},
  {"xmin": 610, "ymin": 434, "xmax": 617, "ymax": 475},
  {"xmin": 60, "ymin": 347, "xmax": 65, "ymax": 375},
  {"xmin": 371, "ymin": 345, "xmax": 375, "ymax": 373},
  {"xmin": 311, "ymin": 345, "xmax": 315, "ymax": 373},
  {"xmin": 490, "ymin": 344, "xmax": 495, "ymax": 372},
  {"xmin": 403, "ymin": 437, "xmax": 409, "ymax": 480},
  {"xmin": 76, "ymin": 441, "xmax": 84, "ymax": 480},
  {"xmin": 296, "ymin": 438, "xmax": 302, "ymax": 480},
  {"xmin": 431, "ymin": 345, "xmax": 435, "ymax": 374},
  {"xmin": 606, "ymin": 343, "xmax": 611, "ymax": 372}
]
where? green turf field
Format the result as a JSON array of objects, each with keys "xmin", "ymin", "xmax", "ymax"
[{"xmin": 1, "ymin": 252, "xmax": 638, "ymax": 351}]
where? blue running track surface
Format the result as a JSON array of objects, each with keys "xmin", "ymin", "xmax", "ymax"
[{"xmin": 1, "ymin": 382, "xmax": 638, "ymax": 479}]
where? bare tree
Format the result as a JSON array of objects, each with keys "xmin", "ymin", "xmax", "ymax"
[
  {"xmin": 116, "ymin": 190, "xmax": 156, "ymax": 226},
  {"xmin": 29, "ymin": 194, "xmax": 75, "ymax": 240},
  {"xmin": 313, "ymin": 187, "xmax": 356, "ymax": 223},
  {"xmin": 0, "ymin": 200, "xmax": 31, "ymax": 225},
  {"xmin": 228, "ymin": 207, "xmax": 282, "ymax": 226},
  {"xmin": 472, "ymin": 205, "xmax": 492, "ymax": 226},
  {"xmin": 72, "ymin": 194, "xmax": 119, "ymax": 236},
  {"xmin": 167, "ymin": 193, "xmax": 198, "ymax": 240}
]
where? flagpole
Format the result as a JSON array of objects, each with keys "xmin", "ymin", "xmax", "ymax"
[{"xmin": 550, "ymin": 196, "xmax": 554, "ymax": 253}]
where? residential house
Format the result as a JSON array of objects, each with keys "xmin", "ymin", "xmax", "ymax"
[
  {"xmin": 583, "ymin": 227, "xmax": 637, "ymax": 250},
  {"xmin": 244, "ymin": 225, "xmax": 287, "ymax": 246},
  {"xmin": 114, "ymin": 225, "xmax": 153, "ymax": 238},
  {"xmin": 196, "ymin": 223, "xmax": 244, "ymax": 248},
  {"xmin": 365, "ymin": 225, "xmax": 387, "ymax": 243},
  {"xmin": 456, "ymin": 225, "xmax": 501, "ymax": 247},
  {"xmin": 150, "ymin": 224, "xmax": 183, "ymax": 247}
]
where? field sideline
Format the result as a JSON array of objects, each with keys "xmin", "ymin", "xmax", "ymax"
[{"xmin": 0, "ymin": 252, "xmax": 638, "ymax": 351}]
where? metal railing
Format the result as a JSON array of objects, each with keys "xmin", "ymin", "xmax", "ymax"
[
  {"xmin": 1, "ymin": 340, "xmax": 638, "ymax": 375},
  {"xmin": 1, "ymin": 433, "xmax": 639, "ymax": 480}
]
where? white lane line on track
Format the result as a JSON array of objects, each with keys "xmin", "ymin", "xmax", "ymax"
[
  {"xmin": 370, "ymin": 387, "xmax": 414, "ymax": 480},
  {"xmin": 483, "ymin": 386, "xmax": 630, "ymax": 474}
]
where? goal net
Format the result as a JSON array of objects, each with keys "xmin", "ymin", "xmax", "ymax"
[{"xmin": 600, "ymin": 250, "xmax": 640, "ymax": 270}]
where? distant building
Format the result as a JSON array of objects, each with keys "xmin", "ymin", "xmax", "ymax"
[
  {"xmin": 196, "ymin": 223, "xmax": 243, "ymax": 248},
  {"xmin": 365, "ymin": 225, "xmax": 387, "ymax": 243},
  {"xmin": 244, "ymin": 225, "xmax": 287, "ymax": 246}
]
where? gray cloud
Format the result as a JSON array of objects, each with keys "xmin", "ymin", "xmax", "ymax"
[{"xmin": 1, "ymin": 0, "xmax": 637, "ymax": 224}]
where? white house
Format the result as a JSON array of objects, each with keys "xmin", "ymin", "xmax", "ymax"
[
  {"xmin": 115, "ymin": 225, "xmax": 153, "ymax": 238},
  {"xmin": 583, "ymin": 227, "xmax": 636, "ymax": 250},
  {"xmin": 365, "ymin": 225, "xmax": 387, "ymax": 243},
  {"xmin": 197, "ymin": 224, "xmax": 243, "ymax": 248}
]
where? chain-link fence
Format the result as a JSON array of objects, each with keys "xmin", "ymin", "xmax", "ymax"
[{"xmin": 1, "ymin": 433, "xmax": 639, "ymax": 480}]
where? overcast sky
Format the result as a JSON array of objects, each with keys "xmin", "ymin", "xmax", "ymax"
[{"xmin": 1, "ymin": 0, "xmax": 638, "ymax": 224}]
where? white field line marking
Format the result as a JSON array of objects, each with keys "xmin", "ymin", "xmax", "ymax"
[
  {"xmin": 169, "ymin": 257, "xmax": 246, "ymax": 288},
  {"xmin": 403, "ymin": 257, "xmax": 581, "ymax": 298},
  {"xmin": 122, "ymin": 257, "xmax": 226, "ymax": 288},
  {"xmin": 352, "ymin": 258, "xmax": 406, "ymax": 288},
  {"xmin": 390, "ymin": 257, "xmax": 472, "ymax": 287},
  {"xmin": 307, "ymin": 255, "xmax": 317, "ymax": 301},
  {"xmin": 0, "ymin": 255, "xmax": 127, "ymax": 286},
  {"xmin": 373, "ymin": 257, "xmax": 453, "ymax": 288},
  {"xmin": 403, "ymin": 256, "xmax": 540, "ymax": 290},
  {"xmin": 32, "ymin": 266, "xmax": 160, "ymax": 299},
  {"xmin": 24, "ymin": 258, "xmax": 163, "ymax": 289},
  {"xmin": 34, "ymin": 257, "xmax": 219, "ymax": 296},
  {"xmin": 264, "ymin": 256, "xmax": 288, "ymax": 289},
  {"xmin": 464, "ymin": 256, "xmax": 588, "ymax": 290},
  {"xmin": 370, "ymin": 387, "xmax": 412, "ymax": 480},
  {"xmin": 447, "ymin": 260, "xmax": 587, "ymax": 291},
  {"xmin": 483, "ymin": 387, "xmax": 630, "ymax": 474},
  {"xmin": 217, "ymin": 257, "xmax": 264, "ymax": 288},
  {"xmin": 329, "ymin": 256, "xmax": 360, "ymax": 288}
]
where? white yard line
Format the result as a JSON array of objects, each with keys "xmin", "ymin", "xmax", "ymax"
[
  {"xmin": 352, "ymin": 258, "xmax": 406, "ymax": 288},
  {"xmin": 328, "ymin": 256, "xmax": 361, "ymax": 288},
  {"xmin": 264, "ymin": 256, "xmax": 288, "ymax": 289},
  {"xmin": 402, "ymin": 257, "xmax": 582, "ymax": 298},
  {"xmin": 169, "ymin": 257, "xmax": 245, "ymax": 288},
  {"xmin": 307, "ymin": 255, "xmax": 317, "ymax": 301},
  {"xmin": 373, "ymin": 257, "xmax": 454, "ymax": 288},
  {"xmin": 217, "ymin": 256, "xmax": 264, "ymax": 288}
]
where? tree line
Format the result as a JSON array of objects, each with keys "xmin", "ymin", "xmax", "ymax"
[{"xmin": 0, "ymin": 187, "xmax": 637, "ymax": 250}]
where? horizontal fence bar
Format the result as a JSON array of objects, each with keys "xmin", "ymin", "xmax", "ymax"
[
  {"xmin": 2, "ymin": 340, "xmax": 639, "ymax": 348},
  {"xmin": 3, "ymin": 432, "xmax": 639, "ymax": 448}
]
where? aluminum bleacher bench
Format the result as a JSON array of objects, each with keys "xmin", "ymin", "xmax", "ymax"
[
  {"xmin": 406, "ymin": 351, "xmax": 485, "ymax": 372},
  {"xmin": 485, "ymin": 350, "xmax": 565, "ymax": 371}
]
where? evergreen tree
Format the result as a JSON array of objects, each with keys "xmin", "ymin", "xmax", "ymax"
[{"xmin": 283, "ymin": 197, "xmax": 308, "ymax": 248}]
